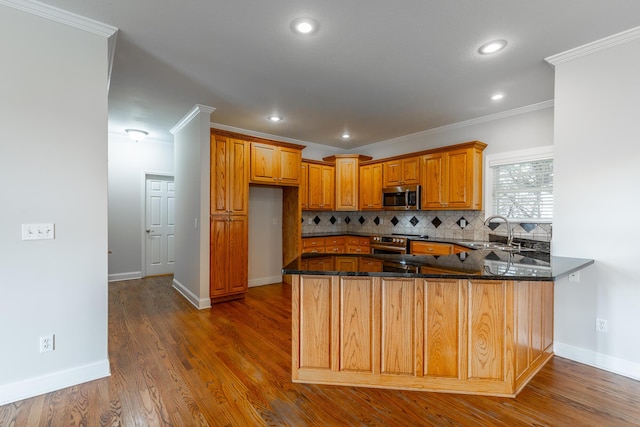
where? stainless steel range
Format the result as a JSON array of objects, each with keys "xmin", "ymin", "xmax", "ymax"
[{"xmin": 369, "ymin": 235, "xmax": 409, "ymax": 254}]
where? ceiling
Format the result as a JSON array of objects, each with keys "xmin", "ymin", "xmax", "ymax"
[{"xmin": 35, "ymin": 0, "xmax": 640, "ymax": 148}]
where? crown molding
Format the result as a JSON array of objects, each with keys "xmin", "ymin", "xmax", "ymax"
[
  {"xmin": 170, "ymin": 105, "xmax": 216, "ymax": 135},
  {"xmin": 368, "ymin": 100, "xmax": 554, "ymax": 149},
  {"xmin": 546, "ymin": 26, "xmax": 640, "ymax": 66},
  {"xmin": 0, "ymin": 0, "xmax": 117, "ymax": 38},
  {"xmin": 210, "ymin": 122, "xmax": 315, "ymax": 148}
]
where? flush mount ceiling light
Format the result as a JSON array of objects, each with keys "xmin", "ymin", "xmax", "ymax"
[
  {"xmin": 478, "ymin": 39, "xmax": 507, "ymax": 55},
  {"xmin": 341, "ymin": 132, "xmax": 351, "ymax": 140},
  {"xmin": 267, "ymin": 115, "xmax": 283, "ymax": 122},
  {"xmin": 290, "ymin": 17, "xmax": 319, "ymax": 35},
  {"xmin": 125, "ymin": 129, "xmax": 148, "ymax": 142},
  {"xmin": 491, "ymin": 93, "xmax": 505, "ymax": 101}
]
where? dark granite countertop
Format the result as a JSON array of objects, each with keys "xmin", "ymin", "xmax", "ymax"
[
  {"xmin": 302, "ymin": 232, "xmax": 372, "ymax": 238},
  {"xmin": 282, "ymin": 251, "xmax": 593, "ymax": 281}
]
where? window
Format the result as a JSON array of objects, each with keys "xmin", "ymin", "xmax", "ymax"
[{"xmin": 485, "ymin": 147, "xmax": 553, "ymax": 222}]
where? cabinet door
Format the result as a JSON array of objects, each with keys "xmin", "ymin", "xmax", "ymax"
[
  {"xmin": 210, "ymin": 215, "xmax": 229, "ymax": 296},
  {"xmin": 229, "ymin": 139, "xmax": 249, "ymax": 215},
  {"xmin": 322, "ymin": 165, "xmax": 335, "ymax": 210},
  {"xmin": 421, "ymin": 153, "xmax": 446, "ymax": 209},
  {"xmin": 228, "ymin": 215, "xmax": 248, "ymax": 294},
  {"xmin": 445, "ymin": 148, "xmax": 471, "ymax": 209},
  {"xmin": 410, "ymin": 241, "xmax": 453, "ymax": 255},
  {"xmin": 335, "ymin": 157, "xmax": 357, "ymax": 210},
  {"xmin": 250, "ymin": 142, "xmax": 279, "ymax": 184},
  {"xmin": 307, "ymin": 163, "xmax": 325, "ymax": 209},
  {"xmin": 359, "ymin": 163, "xmax": 383, "ymax": 210},
  {"xmin": 402, "ymin": 157, "xmax": 420, "ymax": 185},
  {"xmin": 383, "ymin": 160, "xmax": 402, "ymax": 187},
  {"xmin": 300, "ymin": 162, "xmax": 309, "ymax": 209},
  {"xmin": 211, "ymin": 135, "xmax": 229, "ymax": 215},
  {"xmin": 278, "ymin": 146, "xmax": 302, "ymax": 185}
]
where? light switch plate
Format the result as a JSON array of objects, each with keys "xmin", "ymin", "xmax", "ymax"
[{"xmin": 22, "ymin": 223, "xmax": 55, "ymax": 240}]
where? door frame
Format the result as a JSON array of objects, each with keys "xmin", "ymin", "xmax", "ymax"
[{"xmin": 141, "ymin": 171, "xmax": 175, "ymax": 278}]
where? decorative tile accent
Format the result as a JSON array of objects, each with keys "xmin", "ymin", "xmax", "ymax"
[
  {"xmin": 301, "ymin": 217, "xmax": 304, "ymax": 224},
  {"xmin": 374, "ymin": 216, "xmax": 380, "ymax": 226},
  {"xmin": 410, "ymin": 216, "xmax": 419, "ymax": 227},
  {"xmin": 344, "ymin": 216, "xmax": 351, "ymax": 224},
  {"xmin": 330, "ymin": 216, "xmax": 337, "ymax": 225},
  {"xmin": 391, "ymin": 216, "xmax": 399, "ymax": 226},
  {"xmin": 487, "ymin": 222, "xmax": 500, "ymax": 231},
  {"xmin": 431, "ymin": 217, "xmax": 442, "ymax": 228},
  {"xmin": 519, "ymin": 223, "xmax": 537, "ymax": 233},
  {"xmin": 358, "ymin": 216, "xmax": 365, "ymax": 225},
  {"xmin": 456, "ymin": 217, "xmax": 468, "ymax": 229},
  {"xmin": 313, "ymin": 216, "xmax": 321, "ymax": 225}
]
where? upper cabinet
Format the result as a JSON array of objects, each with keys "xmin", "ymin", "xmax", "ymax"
[
  {"xmin": 323, "ymin": 154, "xmax": 372, "ymax": 211},
  {"xmin": 210, "ymin": 134, "xmax": 249, "ymax": 215},
  {"xmin": 420, "ymin": 141, "xmax": 486, "ymax": 210},
  {"xmin": 383, "ymin": 156, "xmax": 419, "ymax": 187},
  {"xmin": 302, "ymin": 160, "xmax": 335, "ymax": 210},
  {"xmin": 359, "ymin": 162, "xmax": 383, "ymax": 210},
  {"xmin": 250, "ymin": 141, "xmax": 302, "ymax": 186}
]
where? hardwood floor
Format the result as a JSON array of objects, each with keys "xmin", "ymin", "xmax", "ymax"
[{"xmin": 2, "ymin": 276, "xmax": 639, "ymax": 426}]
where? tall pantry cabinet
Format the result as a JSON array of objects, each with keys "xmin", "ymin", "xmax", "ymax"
[{"xmin": 210, "ymin": 133, "xmax": 250, "ymax": 303}]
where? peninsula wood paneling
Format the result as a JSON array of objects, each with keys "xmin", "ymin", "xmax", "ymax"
[
  {"xmin": 424, "ymin": 279, "xmax": 464, "ymax": 378},
  {"xmin": 339, "ymin": 278, "xmax": 376, "ymax": 372},
  {"xmin": 468, "ymin": 280, "xmax": 505, "ymax": 381},
  {"xmin": 298, "ymin": 276, "xmax": 333, "ymax": 369},
  {"xmin": 380, "ymin": 278, "xmax": 415, "ymax": 375}
]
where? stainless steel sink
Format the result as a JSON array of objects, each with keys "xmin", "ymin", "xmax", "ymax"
[{"xmin": 457, "ymin": 241, "xmax": 536, "ymax": 252}]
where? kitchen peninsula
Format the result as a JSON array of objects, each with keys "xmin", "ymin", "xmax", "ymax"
[{"xmin": 283, "ymin": 250, "xmax": 593, "ymax": 397}]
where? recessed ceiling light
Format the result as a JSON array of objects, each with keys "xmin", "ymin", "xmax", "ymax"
[
  {"xmin": 491, "ymin": 93, "xmax": 504, "ymax": 101},
  {"xmin": 125, "ymin": 129, "xmax": 148, "ymax": 142},
  {"xmin": 478, "ymin": 39, "xmax": 507, "ymax": 55},
  {"xmin": 267, "ymin": 115, "xmax": 283, "ymax": 122},
  {"xmin": 341, "ymin": 132, "xmax": 351, "ymax": 139},
  {"xmin": 290, "ymin": 17, "xmax": 319, "ymax": 35}
]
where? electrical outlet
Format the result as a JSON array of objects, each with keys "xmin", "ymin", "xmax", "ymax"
[
  {"xmin": 596, "ymin": 318, "xmax": 608, "ymax": 333},
  {"xmin": 40, "ymin": 334, "xmax": 55, "ymax": 352}
]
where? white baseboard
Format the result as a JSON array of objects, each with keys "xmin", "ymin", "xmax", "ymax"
[
  {"xmin": 108, "ymin": 271, "xmax": 142, "ymax": 282},
  {"xmin": 248, "ymin": 276, "xmax": 283, "ymax": 287},
  {"xmin": 172, "ymin": 278, "xmax": 211, "ymax": 310},
  {"xmin": 0, "ymin": 359, "xmax": 110, "ymax": 406},
  {"xmin": 554, "ymin": 341, "xmax": 640, "ymax": 381}
]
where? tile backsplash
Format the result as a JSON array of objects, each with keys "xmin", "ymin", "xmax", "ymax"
[{"xmin": 301, "ymin": 210, "xmax": 552, "ymax": 242}]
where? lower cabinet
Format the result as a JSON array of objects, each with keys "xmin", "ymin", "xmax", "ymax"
[
  {"xmin": 292, "ymin": 275, "xmax": 554, "ymax": 397},
  {"xmin": 210, "ymin": 214, "xmax": 248, "ymax": 302}
]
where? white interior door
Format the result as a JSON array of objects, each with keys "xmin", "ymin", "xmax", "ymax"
[{"xmin": 145, "ymin": 175, "xmax": 175, "ymax": 276}]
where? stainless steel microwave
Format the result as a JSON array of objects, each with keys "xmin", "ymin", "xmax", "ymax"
[{"xmin": 382, "ymin": 185, "xmax": 421, "ymax": 210}]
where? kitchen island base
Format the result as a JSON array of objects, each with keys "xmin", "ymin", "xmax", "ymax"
[{"xmin": 292, "ymin": 274, "xmax": 554, "ymax": 397}]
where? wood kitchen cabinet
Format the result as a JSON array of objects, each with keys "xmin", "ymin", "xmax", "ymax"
[
  {"xmin": 250, "ymin": 141, "xmax": 302, "ymax": 186},
  {"xmin": 410, "ymin": 241, "xmax": 467, "ymax": 255},
  {"xmin": 210, "ymin": 133, "xmax": 250, "ymax": 302},
  {"xmin": 346, "ymin": 236, "xmax": 371, "ymax": 254},
  {"xmin": 211, "ymin": 135, "xmax": 249, "ymax": 215},
  {"xmin": 210, "ymin": 215, "xmax": 248, "ymax": 302},
  {"xmin": 383, "ymin": 156, "xmax": 419, "ymax": 187},
  {"xmin": 292, "ymin": 275, "xmax": 554, "ymax": 397},
  {"xmin": 421, "ymin": 141, "xmax": 486, "ymax": 210},
  {"xmin": 305, "ymin": 161, "xmax": 334, "ymax": 210},
  {"xmin": 323, "ymin": 154, "xmax": 372, "ymax": 211},
  {"xmin": 359, "ymin": 162, "xmax": 383, "ymax": 210}
]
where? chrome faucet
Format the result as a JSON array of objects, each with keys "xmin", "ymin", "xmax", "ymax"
[{"xmin": 484, "ymin": 215, "xmax": 514, "ymax": 247}]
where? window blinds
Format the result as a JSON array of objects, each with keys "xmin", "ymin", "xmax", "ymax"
[{"xmin": 492, "ymin": 159, "xmax": 553, "ymax": 221}]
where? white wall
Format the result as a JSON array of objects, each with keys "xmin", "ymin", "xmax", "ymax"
[
  {"xmin": 349, "ymin": 104, "xmax": 554, "ymax": 161},
  {"xmin": 171, "ymin": 106, "xmax": 214, "ymax": 309},
  {"xmin": 0, "ymin": 4, "xmax": 114, "ymax": 404},
  {"xmin": 108, "ymin": 134, "xmax": 174, "ymax": 280},
  {"xmin": 248, "ymin": 187, "xmax": 283, "ymax": 286},
  {"xmin": 551, "ymin": 32, "xmax": 640, "ymax": 378}
]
